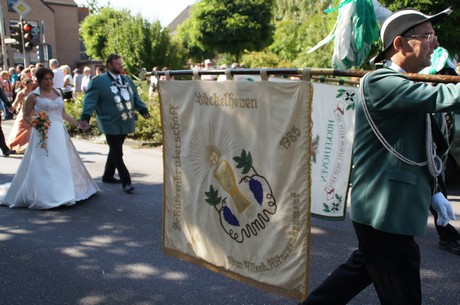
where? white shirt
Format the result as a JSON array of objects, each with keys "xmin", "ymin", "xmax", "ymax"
[
  {"xmin": 384, "ymin": 60, "xmax": 406, "ymax": 73},
  {"xmin": 53, "ymin": 68, "xmax": 65, "ymax": 89},
  {"xmin": 81, "ymin": 74, "xmax": 92, "ymax": 92},
  {"xmin": 63, "ymin": 74, "xmax": 73, "ymax": 93},
  {"xmin": 109, "ymin": 72, "xmax": 122, "ymax": 84}
]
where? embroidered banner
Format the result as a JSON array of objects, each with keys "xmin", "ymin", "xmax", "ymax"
[
  {"xmin": 310, "ymin": 82, "xmax": 357, "ymax": 219},
  {"xmin": 160, "ymin": 80, "xmax": 312, "ymax": 300}
]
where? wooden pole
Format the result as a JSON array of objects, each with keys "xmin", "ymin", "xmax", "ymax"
[{"xmin": 150, "ymin": 68, "xmax": 460, "ymax": 84}]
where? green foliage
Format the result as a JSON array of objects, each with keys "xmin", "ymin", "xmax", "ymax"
[
  {"xmin": 64, "ymin": 82, "xmax": 163, "ymax": 146},
  {"xmin": 132, "ymin": 81, "xmax": 163, "ymax": 143},
  {"xmin": 80, "ymin": 8, "xmax": 187, "ymax": 75},
  {"xmin": 272, "ymin": 0, "xmax": 337, "ymax": 67},
  {"xmin": 64, "ymin": 95, "xmax": 100, "ymax": 137},
  {"xmin": 176, "ymin": 17, "xmax": 217, "ymax": 63},
  {"xmin": 185, "ymin": 0, "xmax": 275, "ymax": 62},
  {"xmin": 162, "ymin": 36, "xmax": 189, "ymax": 70},
  {"xmin": 78, "ymin": 0, "xmax": 105, "ymax": 14},
  {"xmin": 79, "ymin": 0, "xmax": 460, "ymax": 74},
  {"xmin": 80, "ymin": 8, "xmax": 123, "ymax": 60},
  {"xmin": 241, "ymin": 0, "xmax": 337, "ymax": 68},
  {"xmin": 241, "ymin": 50, "xmax": 287, "ymax": 68},
  {"xmin": 268, "ymin": 0, "xmax": 459, "ymax": 68},
  {"xmin": 269, "ymin": 18, "xmax": 300, "ymax": 63},
  {"xmin": 273, "ymin": 0, "xmax": 334, "ymax": 20},
  {"xmin": 104, "ymin": 12, "xmax": 152, "ymax": 74}
]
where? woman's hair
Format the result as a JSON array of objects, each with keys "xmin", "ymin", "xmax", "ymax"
[
  {"xmin": 22, "ymin": 77, "xmax": 33, "ymax": 85},
  {"xmin": 1, "ymin": 70, "xmax": 8, "ymax": 78},
  {"xmin": 60, "ymin": 65, "xmax": 70, "ymax": 74},
  {"xmin": 35, "ymin": 67, "xmax": 54, "ymax": 83}
]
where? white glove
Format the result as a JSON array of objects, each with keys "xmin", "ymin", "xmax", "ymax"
[{"xmin": 431, "ymin": 192, "xmax": 456, "ymax": 227}]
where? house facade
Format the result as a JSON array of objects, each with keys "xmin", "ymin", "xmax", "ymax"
[{"xmin": 1, "ymin": 0, "xmax": 87, "ymax": 69}]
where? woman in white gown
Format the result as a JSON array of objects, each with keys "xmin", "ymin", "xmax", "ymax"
[{"xmin": 0, "ymin": 67, "xmax": 98, "ymax": 209}]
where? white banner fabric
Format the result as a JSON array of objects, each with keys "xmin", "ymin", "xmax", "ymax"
[
  {"xmin": 160, "ymin": 80, "xmax": 312, "ymax": 300},
  {"xmin": 310, "ymin": 82, "xmax": 357, "ymax": 219}
]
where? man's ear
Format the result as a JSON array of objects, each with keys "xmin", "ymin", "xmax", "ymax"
[{"xmin": 393, "ymin": 36, "xmax": 405, "ymax": 51}]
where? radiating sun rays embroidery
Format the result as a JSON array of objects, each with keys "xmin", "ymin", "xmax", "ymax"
[{"xmin": 190, "ymin": 124, "xmax": 235, "ymax": 179}]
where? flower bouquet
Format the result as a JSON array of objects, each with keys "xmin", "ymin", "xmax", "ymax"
[{"xmin": 32, "ymin": 111, "xmax": 51, "ymax": 154}]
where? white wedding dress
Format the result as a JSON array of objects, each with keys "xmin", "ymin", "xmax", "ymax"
[{"xmin": 0, "ymin": 88, "xmax": 98, "ymax": 209}]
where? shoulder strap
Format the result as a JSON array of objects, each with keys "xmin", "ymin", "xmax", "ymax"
[
  {"xmin": 53, "ymin": 88, "xmax": 63, "ymax": 97},
  {"xmin": 359, "ymin": 73, "xmax": 442, "ymax": 177}
]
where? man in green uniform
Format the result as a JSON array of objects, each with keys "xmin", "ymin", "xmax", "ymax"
[
  {"xmin": 80, "ymin": 54, "xmax": 150, "ymax": 193},
  {"xmin": 303, "ymin": 8, "xmax": 458, "ymax": 305}
]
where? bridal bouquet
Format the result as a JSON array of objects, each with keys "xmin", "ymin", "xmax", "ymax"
[{"xmin": 32, "ymin": 111, "xmax": 51, "ymax": 154}]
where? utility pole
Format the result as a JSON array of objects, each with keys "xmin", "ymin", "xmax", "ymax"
[
  {"xmin": 19, "ymin": 16, "xmax": 27, "ymax": 66},
  {"xmin": 41, "ymin": 20, "xmax": 49, "ymax": 63},
  {"xmin": 0, "ymin": 2, "xmax": 8, "ymax": 70}
]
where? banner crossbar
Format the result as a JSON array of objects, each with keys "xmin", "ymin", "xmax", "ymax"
[{"xmin": 143, "ymin": 68, "xmax": 460, "ymax": 84}]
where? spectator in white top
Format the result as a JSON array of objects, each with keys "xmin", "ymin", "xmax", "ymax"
[
  {"xmin": 201, "ymin": 59, "xmax": 217, "ymax": 81},
  {"xmin": 60, "ymin": 65, "xmax": 73, "ymax": 100},
  {"xmin": 49, "ymin": 58, "xmax": 64, "ymax": 90},
  {"xmin": 81, "ymin": 66, "xmax": 92, "ymax": 92},
  {"xmin": 148, "ymin": 66, "xmax": 158, "ymax": 99}
]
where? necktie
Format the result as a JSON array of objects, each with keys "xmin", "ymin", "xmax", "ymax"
[{"xmin": 116, "ymin": 77, "xmax": 121, "ymax": 85}]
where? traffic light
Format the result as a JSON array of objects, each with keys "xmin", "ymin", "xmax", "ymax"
[
  {"xmin": 10, "ymin": 22, "xmax": 23, "ymax": 52},
  {"xmin": 22, "ymin": 22, "xmax": 34, "ymax": 51}
]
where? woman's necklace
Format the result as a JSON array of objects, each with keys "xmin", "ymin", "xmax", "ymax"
[
  {"xmin": 40, "ymin": 89, "xmax": 57, "ymax": 102},
  {"xmin": 41, "ymin": 89, "xmax": 53, "ymax": 95}
]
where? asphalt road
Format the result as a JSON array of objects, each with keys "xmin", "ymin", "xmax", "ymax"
[{"xmin": 1, "ymin": 119, "xmax": 459, "ymax": 305}]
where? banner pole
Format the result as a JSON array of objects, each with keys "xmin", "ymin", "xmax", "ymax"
[{"xmin": 149, "ymin": 68, "xmax": 460, "ymax": 84}]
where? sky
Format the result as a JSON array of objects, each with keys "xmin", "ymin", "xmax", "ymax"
[{"xmin": 73, "ymin": 0, "xmax": 198, "ymax": 27}]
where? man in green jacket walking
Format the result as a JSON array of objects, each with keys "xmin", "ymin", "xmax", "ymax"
[
  {"xmin": 80, "ymin": 54, "xmax": 150, "ymax": 193},
  {"xmin": 303, "ymin": 7, "xmax": 458, "ymax": 305}
]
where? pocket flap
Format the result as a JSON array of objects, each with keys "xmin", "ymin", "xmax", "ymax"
[{"xmin": 387, "ymin": 168, "xmax": 417, "ymax": 185}]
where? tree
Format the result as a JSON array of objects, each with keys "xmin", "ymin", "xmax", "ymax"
[
  {"xmin": 79, "ymin": 0, "xmax": 105, "ymax": 14},
  {"xmin": 191, "ymin": 0, "xmax": 275, "ymax": 62},
  {"xmin": 272, "ymin": 0, "xmax": 334, "ymax": 20},
  {"xmin": 80, "ymin": 8, "xmax": 124, "ymax": 60},
  {"xmin": 241, "ymin": 50, "xmax": 286, "ymax": 68},
  {"xmin": 80, "ymin": 8, "xmax": 187, "ymax": 74},
  {"xmin": 176, "ymin": 17, "xmax": 216, "ymax": 64},
  {"xmin": 263, "ymin": 0, "xmax": 337, "ymax": 68},
  {"xmin": 149, "ymin": 23, "xmax": 188, "ymax": 70}
]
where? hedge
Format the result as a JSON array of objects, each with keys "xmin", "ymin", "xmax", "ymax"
[{"xmin": 65, "ymin": 80, "xmax": 163, "ymax": 146}]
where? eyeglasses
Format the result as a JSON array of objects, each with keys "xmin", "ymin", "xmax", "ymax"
[{"xmin": 404, "ymin": 33, "xmax": 438, "ymax": 43}]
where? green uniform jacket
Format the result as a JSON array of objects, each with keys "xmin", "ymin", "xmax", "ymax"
[
  {"xmin": 80, "ymin": 72, "xmax": 149, "ymax": 135},
  {"xmin": 351, "ymin": 68, "xmax": 460, "ymax": 236}
]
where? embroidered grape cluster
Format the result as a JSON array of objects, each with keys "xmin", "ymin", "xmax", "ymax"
[
  {"xmin": 223, "ymin": 206, "xmax": 240, "ymax": 226},
  {"xmin": 249, "ymin": 178, "xmax": 263, "ymax": 205}
]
